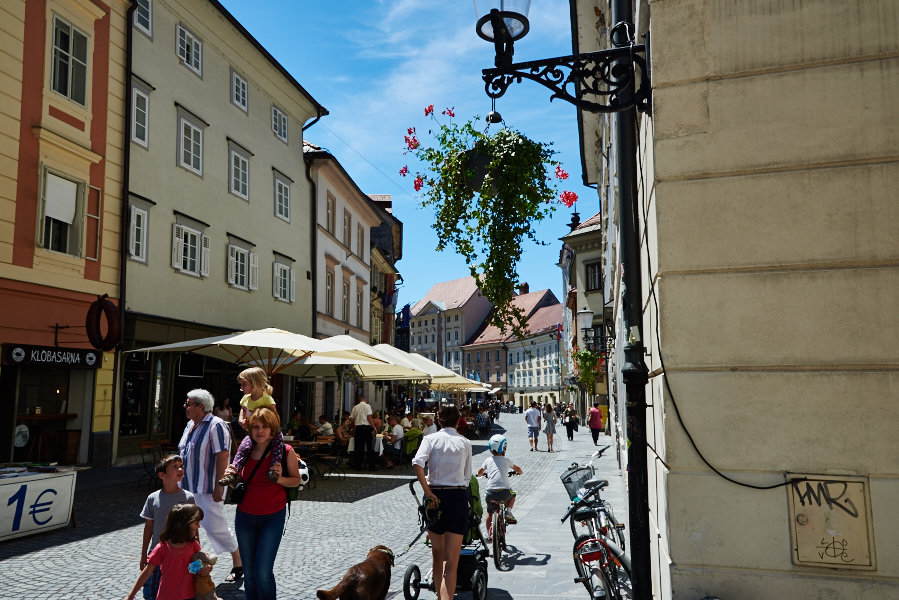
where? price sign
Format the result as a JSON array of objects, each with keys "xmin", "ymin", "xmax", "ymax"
[{"xmin": 0, "ymin": 471, "xmax": 76, "ymax": 541}]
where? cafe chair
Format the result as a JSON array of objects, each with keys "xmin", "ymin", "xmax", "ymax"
[{"xmin": 138, "ymin": 441, "xmax": 159, "ymax": 489}]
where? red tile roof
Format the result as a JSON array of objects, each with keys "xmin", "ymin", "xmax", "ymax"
[
  {"xmin": 575, "ymin": 210, "xmax": 602, "ymax": 230},
  {"xmin": 467, "ymin": 289, "xmax": 560, "ymax": 345},
  {"xmin": 411, "ymin": 275, "xmax": 483, "ymax": 315}
]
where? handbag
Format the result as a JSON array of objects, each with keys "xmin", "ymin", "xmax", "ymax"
[{"xmin": 224, "ymin": 445, "xmax": 270, "ymax": 505}]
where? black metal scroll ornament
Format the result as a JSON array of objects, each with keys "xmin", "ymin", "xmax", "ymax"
[{"xmin": 482, "ymin": 45, "xmax": 651, "ymax": 114}]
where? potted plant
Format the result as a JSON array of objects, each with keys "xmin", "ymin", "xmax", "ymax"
[{"xmin": 401, "ymin": 106, "xmax": 578, "ymax": 335}]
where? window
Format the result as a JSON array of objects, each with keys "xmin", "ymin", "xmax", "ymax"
[
  {"xmin": 326, "ymin": 194, "xmax": 335, "ymax": 234},
  {"xmin": 496, "ymin": 350, "xmax": 500, "ymax": 362},
  {"xmin": 418, "ymin": 336, "xmax": 422, "ymax": 346},
  {"xmin": 231, "ymin": 70, "xmax": 248, "ymax": 111},
  {"xmin": 227, "ymin": 244, "xmax": 257, "ymax": 290},
  {"xmin": 431, "ymin": 334, "xmax": 434, "ymax": 343},
  {"xmin": 486, "ymin": 371, "xmax": 490, "ymax": 382},
  {"xmin": 129, "ymin": 206, "xmax": 148, "ymax": 262},
  {"xmin": 357, "ymin": 224, "xmax": 364, "ymax": 257},
  {"xmin": 467, "ymin": 352, "xmax": 471, "ymax": 364},
  {"xmin": 476, "ymin": 351, "xmax": 480, "ymax": 363},
  {"xmin": 342, "ymin": 281, "xmax": 349, "ymax": 321},
  {"xmin": 274, "ymin": 175, "xmax": 290, "ymax": 221},
  {"xmin": 343, "ymin": 211, "xmax": 351, "ymax": 247},
  {"xmin": 273, "ymin": 262, "xmax": 295, "ymax": 302},
  {"xmin": 178, "ymin": 115, "xmax": 203, "ymax": 174},
  {"xmin": 51, "ymin": 16, "xmax": 88, "ymax": 106},
  {"xmin": 356, "ymin": 291, "xmax": 363, "ymax": 326},
  {"xmin": 41, "ymin": 171, "xmax": 82, "ymax": 256},
  {"xmin": 496, "ymin": 368, "xmax": 501, "ymax": 381},
  {"xmin": 134, "ymin": 0, "xmax": 152, "ymax": 36},
  {"xmin": 485, "ymin": 352, "xmax": 490, "ymax": 363},
  {"xmin": 585, "ymin": 262, "xmax": 602, "ymax": 291},
  {"xmin": 229, "ymin": 150, "xmax": 249, "ymax": 199},
  {"xmin": 177, "ymin": 25, "xmax": 202, "ymax": 75},
  {"xmin": 446, "ymin": 331, "xmax": 450, "ymax": 342},
  {"xmin": 508, "ymin": 354, "xmax": 513, "ymax": 365},
  {"xmin": 325, "ymin": 271, "xmax": 334, "ymax": 316},
  {"xmin": 271, "ymin": 105, "xmax": 287, "ymax": 142},
  {"xmin": 132, "ymin": 88, "xmax": 149, "ymax": 147},
  {"xmin": 454, "ymin": 330, "xmax": 459, "ymax": 342},
  {"xmin": 171, "ymin": 223, "xmax": 209, "ymax": 276}
]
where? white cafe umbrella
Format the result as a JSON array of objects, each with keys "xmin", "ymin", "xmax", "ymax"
[
  {"xmin": 129, "ymin": 327, "xmax": 386, "ymax": 376},
  {"xmin": 272, "ymin": 335, "xmax": 431, "ymax": 381},
  {"xmin": 373, "ymin": 345, "xmax": 478, "ymax": 391}
]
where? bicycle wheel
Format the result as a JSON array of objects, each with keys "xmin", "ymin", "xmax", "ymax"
[
  {"xmin": 570, "ymin": 510, "xmax": 588, "ymax": 538},
  {"xmin": 492, "ymin": 511, "xmax": 504, "ymax": 570},
  {"xmin": 572, "ymin": 534, "xmax": 594, "ymax": 595},
  {"xmin": 599, "ymin": 540, "xmax": 632, "ymax": 600}
]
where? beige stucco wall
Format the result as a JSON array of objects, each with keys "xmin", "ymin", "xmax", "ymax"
[
  {"xmin": 126, "ymin": 0, "xmax": 318, "ymax": 334},
  {"xmin": 646, "ymin": 0, "xmax": 899, "ymax": 597}
]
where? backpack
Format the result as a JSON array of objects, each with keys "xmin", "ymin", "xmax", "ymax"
[
  {"xmin": 281, "ymin": 451, "xmax": 309, "ymax": 517},
  {"xmin": 464, "ymin": 474, "xmax": 484, "ymax": 545}
]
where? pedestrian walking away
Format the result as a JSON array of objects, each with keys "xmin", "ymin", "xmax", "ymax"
[
  {"xmin": 542, "ymin": 402, "xmax": 557, "ymax": 452},
  {"xmin": 411, "ymin": 405, "xmax": 473, "ymax": 600},
  {"xmin": 588, "ymin": 402, "xmax": 603, "ymax": 446},
  {"xmin": 524, "ymin": 401, "xmax": 542, "ymax": 451}
]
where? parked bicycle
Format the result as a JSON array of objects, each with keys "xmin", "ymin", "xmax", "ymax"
[
  {"xmin": 560, "ymin": 447, "xmax": 632, "ymax": 599},
  {"xmin": 561, "ymin": 446, "xmax": 626, "ymax": 550}
]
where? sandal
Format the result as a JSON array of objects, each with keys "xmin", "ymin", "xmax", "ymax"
[{"xmin": 225, "ymin": 566, "xmax": 243, "ymax": 583}]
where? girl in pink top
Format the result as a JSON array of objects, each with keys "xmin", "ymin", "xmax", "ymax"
[
  {"xmin": 588, "ymin": 402, "xmax": 604, "ymax": 446},
  {"xmin": 125, "ymin": 503, "xmax": 211, "ymax": 600}
]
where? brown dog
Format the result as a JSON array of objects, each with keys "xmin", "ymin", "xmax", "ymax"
[{"xmin": 316, "ymin": 545, "xmax": 394, "ymax": 600}]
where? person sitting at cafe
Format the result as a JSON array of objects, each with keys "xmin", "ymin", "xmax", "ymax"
[
  {"xmin": 382, "ymin": 415, "xmax": 405, "ymax": 468},
  {"xmin": 400, "ymin": 412, "xmax": 413, "ymax": 430},
  {"xmin": 286, "ymin": 411, "xmax": 314, "ymax": 441},
  {"xmin": 335, "ymin": 416, "xmax": 354, "ymax": 446},
  {"xmin": 421, "ymin": 415, "xmax": 437, "ymax": 437},
  {"xmin": 315, "ymin": 415, "xmax": 333, "ymax": 437},
  {"xmin": 372, "ymin": 410, "xmax": 384, "ymax": 434}
]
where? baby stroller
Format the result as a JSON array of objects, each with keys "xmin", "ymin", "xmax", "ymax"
[{"xmin": 402, "ymin": 476, "xmax": 489, "ymax": 600}]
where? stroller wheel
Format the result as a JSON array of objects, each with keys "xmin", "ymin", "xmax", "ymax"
[
  {"xmin": 403, "ymin": 564, "xmax": 422, "ymax": 600},
  {"xmin": 471, "ymin": 567, "xmax": 488, "ymax": 600}
]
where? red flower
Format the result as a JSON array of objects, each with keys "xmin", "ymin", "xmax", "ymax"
[
  {"xmin": 555, "ymin": 165, "xmax": 569, "ymax": 180},
  {"xmin": 399, "ymin": 166, "xmax": 409, "ymax": 177},
  {"xmin": 560, "ymin": 191, "xmax": 578, "ymax": 207},
  {"xmin": 413, "ymin": 176, "xmax": 424, "ymax": 191},
  {"xmin": 442, "ymin": 107, "xmax": 455, "ymax": 117},
  {"xmin": 405, "ymin": 135, "xmax": 420, "ymax": 150},
  {"xmin": 424, "ymin": 104, "xmax": 434, "ymax": 116},
  {"xmin": 407, "ymin": 127, "xmax": 416, "ymax": 135}
]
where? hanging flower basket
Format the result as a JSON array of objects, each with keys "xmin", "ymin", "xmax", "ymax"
[{"xmin": 401, "ymin": 106, "xmax": 578, "ymax": 335}]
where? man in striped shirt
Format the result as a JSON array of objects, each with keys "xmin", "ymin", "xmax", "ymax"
[{"xmin": 178, "ymin": 389, "xmax": 243, "ymax": 582}]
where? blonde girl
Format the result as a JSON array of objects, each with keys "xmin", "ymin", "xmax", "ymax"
[
  {"xmin": 219, "ymin": 367, "xmax": 284, "ymax": 486},
  {"xmin": 125, "ymin": 504, "xmax": 208, "ymax": 600}
]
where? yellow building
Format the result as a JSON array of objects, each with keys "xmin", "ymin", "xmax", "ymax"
[{"xmin": 0, "ymin": 0, "xmax": 128, "ymax": 466}]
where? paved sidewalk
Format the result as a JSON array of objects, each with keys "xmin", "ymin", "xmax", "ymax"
[
  {"xmin": 0, "ymin": 418, "xmax": 626, "ymax": 599},
  {"xmin": 472, "ymin": 423, "xmax": 628, "ymax": 600}
]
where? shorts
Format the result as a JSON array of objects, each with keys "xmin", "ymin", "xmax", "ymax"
[
  {"xmin": 527, "ymin": 426, "xmax": 540, "ymax": 439},
  {"xmin": 485, "ymin": 488, "xmax": 515, "ymax": 513},
  {"xmin": 427, "ymin": 488, "xmax": 469, "ymax": 536}
]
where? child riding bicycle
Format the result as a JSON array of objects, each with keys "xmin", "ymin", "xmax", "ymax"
[{"xmin": 477, "ymin": 434, "xmax": 523, "ymax": 540}]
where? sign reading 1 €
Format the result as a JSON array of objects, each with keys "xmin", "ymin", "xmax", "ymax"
[{"xmin": 0, "ymin": 471, "xmax": 76, "ymax": 541}]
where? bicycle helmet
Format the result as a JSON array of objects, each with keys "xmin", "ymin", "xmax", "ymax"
[{"xmin": 488, "ymin": 434, "xmax": 507, "ymax": 454}]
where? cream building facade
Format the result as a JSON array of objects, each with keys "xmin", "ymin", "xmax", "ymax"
[
  {"xmin": 119, "ymin": 0, "xmax": 326, "ymax": 459},
  {"xmin": 0, "ymin": 0, "xmax": 128, "ymax": 466},
  {"xmin": 572, "ymin": 0, "xmax": 899, "ymax": 598},
  {"xmin": 304, "ymin": 142, "xmax": 382, "ymax": 417}
]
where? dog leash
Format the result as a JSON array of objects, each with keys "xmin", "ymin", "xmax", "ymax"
[{"xmin": 394, "ymin": 496, "xmax": 441, "ymax": 560}]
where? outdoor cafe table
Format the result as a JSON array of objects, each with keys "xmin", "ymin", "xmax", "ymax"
[{"xmin": 347, "ymin": 434, "xmax": 384, "ymax": 456}]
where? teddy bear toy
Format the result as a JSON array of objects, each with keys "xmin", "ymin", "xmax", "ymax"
[{"xmin": 188, "ymin": 550, "xmax": 221, "ymax": 600}]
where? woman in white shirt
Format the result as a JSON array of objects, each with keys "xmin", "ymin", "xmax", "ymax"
[{"xmin": 412, "ymin": 406, "xmax": 473, "ymax": 600}]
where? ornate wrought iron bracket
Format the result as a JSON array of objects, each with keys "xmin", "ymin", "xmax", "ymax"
[{"xmin": 482, "ymin": 44, "xmax": 651, "ymax": 114}]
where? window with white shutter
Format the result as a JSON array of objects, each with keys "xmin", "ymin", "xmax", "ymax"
[{"xmin": 129, "ymin": 206, "xmax": 148, "ymax": 262}]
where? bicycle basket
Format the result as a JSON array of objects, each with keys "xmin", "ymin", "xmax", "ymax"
[{"xmin": 560, "ymin": 465, "xmax": 594, "ymax": 500}]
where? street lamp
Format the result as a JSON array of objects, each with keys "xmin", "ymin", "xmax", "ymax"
[{"xmin": 473, "ymin": 1, "xmax": 650, "ymax": 114}]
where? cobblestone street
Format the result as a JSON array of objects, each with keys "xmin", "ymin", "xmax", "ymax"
[{"xmin": 0, "ymin": 417, "xmax": 626, "ymax": 600}]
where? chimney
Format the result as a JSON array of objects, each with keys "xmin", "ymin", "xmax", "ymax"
[{"xmin": 518, "ymin": 282, "xmax": 529, "ymax": 295}]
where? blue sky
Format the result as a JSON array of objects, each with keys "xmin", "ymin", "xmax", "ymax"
[{"xmin": 219, "ymin": 0, "xmax": 596, "ymax": 309}]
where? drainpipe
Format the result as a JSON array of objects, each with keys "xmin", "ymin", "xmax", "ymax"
[
  {"xmin": 109, "ymin": 1, "xmax": 138, "ymax": 466},
  {"xmin": 302, "ymin": 110, "xmax": 325, "ymax": 338},
  {"xmin": 611, "ymin": 0, "xmax": 651, "ymax": 597}
]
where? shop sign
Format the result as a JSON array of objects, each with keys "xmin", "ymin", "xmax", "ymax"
[
  {"xmin": 1, "ymin": 344, "xmax": 101, "ymax": 369},
  {"xmin": 0, "ymin": 471, "xmax": 77, "ymax": 541}
]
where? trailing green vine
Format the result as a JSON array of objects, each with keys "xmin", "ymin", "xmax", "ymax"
[
  {"xmin": 573, "ymin": 346, "xmax": 606, "ymax": 392},
  {"xmin": 401, "ymin": 106, "xmax": 577, "ymax": 336}
]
